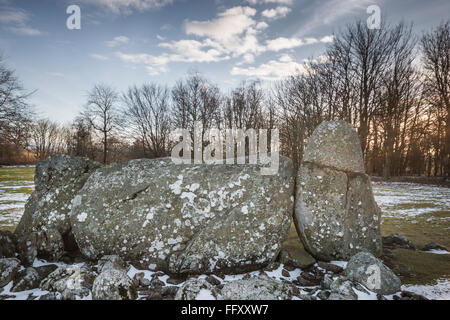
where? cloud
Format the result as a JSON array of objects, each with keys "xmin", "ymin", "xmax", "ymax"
[
  {"xmin": 265, "ymin": 36, "xmax": 332, "ymax": 51},
  {"xmin": 115, "ymin": 40, "xmax": 230, "ymax": 76},
  {"xmin": 320, "ymin": 35, "xmax": 334, "ymax": 43},
  {"xmin": 261, "ymin": 6, "xmax": 291, "ymax": 20},
  {"xmin": 247, "ymin": 0, "xmax": 293, "ymax": 5},
  {"xmin": 47, "ymin": 72, "xmax": 65, "ymax": 78},
  {"xmin": 0, "ymin": 8, "xmax": 28, "ymax": 24},
  {"xmin": 255, "ymin": 21, "xmax": 269, "ymax": 30},
  {"xmin": 185, "ymin": 6, "xmax": 256, "ymax": 43},
  {"xmin": 266, "ymin": 37, "xmax": 302, "ymax": 51},
  {"xmin": 0, "ymin": 5, "xmax": 43, "ymax": 36},
  {"xmin": 8, "ymin": 26, "xmax": 42, "ymax": 36},
  {"xmin": 231, "ymin": 54, "xmax": 308, "ymax": 80},
  {"xmin": 78, "ymin": 0, "xmax": 173, "ymax": 14},
  {"xmin": 156, "ymin": 34, "xmax": 166, "ymax": 41},
  {"xmin": 90, "ymin": 54, "xmax": 109, "ymax": 60},
  {"xmin": 105, "ymin": 36, "xmax": 130, "ymax": 47},
  {"xmin": 159, "ymin": 39, "xmax": 229, "ymax": 62},
  {"xmin": 184, "ymin": 6, "xmax": 265, "ymax": 58},
  {"xmin": 294, "ymin": 0, "xmax": 373, "ymax": 37}
]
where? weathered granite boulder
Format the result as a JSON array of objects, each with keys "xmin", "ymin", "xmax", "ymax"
[
  {"xmin": 175, "ymin": 278, "xmax": 218, "ymax": 300},
  {"xmin": 14, "ymin": 155, "xmax": 101, "ymax": 265},
  {"xmin": 221, "ymin": 274, "xmax": 293, "ymax": 300},
  {"xmin": 295, "ymin": 121, "xmax": 382, "ymax": 261},
  {"xmin": 71, "ymin": 157, "xmax": 294, "ymax": 275},
  {"xmin": 345, "ymin": 252, "xmax": 401, "ymax": 295},
  {"xmin": 40, "ymin": 265, "xmax": 95, "ymax": 300},
  {"xmin": 0, "ymin": 258, "xmax": 21, "ymax": 288},
  {"xmin": 92, "ymin": 268, "xmax": 137, "ymax": 300},
  {"xmin": 0, "ymin": 231, "xmax": 16, "ymax": 258}
]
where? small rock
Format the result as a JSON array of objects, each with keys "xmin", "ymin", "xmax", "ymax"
[
  {"xmin": 150, "ymin": 278, "xmax": 165, "ymax": 287},
  {"xmin": 221, "ymin": 275, "xmax": 293, "ymax": 300},
  {"xmin": 278, "ymin": 248, "xmax": 316, "ymax": 269},
  {"xmin": 39, "ymin": 292, "xmax": 61, "ymax": 300},
  {"xmin": 281, "ymin": 269, "xmax": 290, "ymax": 278},
  {"xmin": 11, "ymin": 267, "xmax": 40, "ymax": 292},
  {"xmin": 321, "ymin": 274, "xmax": 334, "ymax": 290},
  {"xmin": 263, "ymin": 261, "xmax": 280, "ymax": 271},
  {"xmin": 317, "ymin": 261, "xmax": 344, "ymax": 274},
  {"xmin": 329, "ymin": 277, "xmax": 357, "ymax": 300},
  {"xmin": 401, "ymin": 291, "xmax": 428, "ymax": 300},
  {"xmin": 345, "ymin": 251, "xmax": 401, "ymax": 295},
  {"xmin": 0, "ymin": 258, "xmax": 21, "ymax": 288},
  {"xmin": 296, "ymin": 276, "xmax": 316, "ymax": 287},
  {"xmin": 34, "ymin": 264, "xmax": 58, "ymax": 280},
  {"xmin": 205, "ymin": 275, "xmax": 221, "ymax": 286},
  {"xmin": 376, "ymin": 293, "xmax": 387, "ymax": 300},
  {"xmin": 133, "ymin": 272, "xmax": 151, "ymax": 287},
  {"xmin": 146, "ymin": 291, "xmax": 163, "ymax": 300},
  {"xmin": 166, "ymin": 277, "xmax": 185, "ymax": 285},
  {"xmin": 382, "ymin": 234, "xmax": 416, "ymax": 250},
  {"xmin": 40, "ymin": 265, "xmax": 95, "ymax": 300},
  {"xmin": 422, "ymin": 242, "xmax": 448, "ymax": 252},
  {"xmin": 161, "ymin": 286, "xmax": 179, "ymax": 299},
  {"xmin": 175, "ymin": 278, "xmax": 218, "ymax": 300},
  {"xmin": 317, "ymin": 290, "xmax": 330, "ymax": 300},
  {"xmin": 291, "ymin": 285, "xmax": 300, "ymax": 296},
  {"xmin": 297, "ymin": 272, "xmax": 321, "ymax": 286},
  {"xmin": 92, "ymin": 268, "xmax": 137, "ymax": 300},
  {"xmin": 299, "ymin": 294, "xmax": 317, "ymax": 300}
]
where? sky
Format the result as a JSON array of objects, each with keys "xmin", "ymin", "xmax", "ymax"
[{"xmin": 0, "ymin": 0, "xmax": 449, "ymax": 123}]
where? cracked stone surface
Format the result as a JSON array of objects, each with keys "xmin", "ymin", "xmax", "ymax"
[
  {"xmin": 295, "ymin": 121, "xmax": 382, "ymax": 261},
  {"xmin": 14, "ymin": 155, "xmax": 101, "ymax": 265},
  {"xmin": 70, "ymin": 157, "xmax": 295, "ymax": 275}
]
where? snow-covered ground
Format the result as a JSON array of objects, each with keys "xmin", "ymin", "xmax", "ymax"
[
  {"xmin": 372, "ymin": 181, "xmax": 450, "ymax": 218},
  {"xmin": 0, "ymin": 166, "xmax": 34, "ymax": 229}
]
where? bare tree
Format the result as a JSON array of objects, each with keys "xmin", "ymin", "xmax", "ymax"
[
  {"xmin": 172, "ymin": 72, "xmax": 222, "ymax": 153},
  {"xmin": 66, "ymin": 116, "xmax": 95, "ymax": 158},
  {"xmin": 122, "ymin": 83, "xmax": 172, "ymax": 158},
  {"xmin": 30, "ymin": 119, "xmax": 66, "ymax": 160},
  {"xmin": 0, "ymin": 54, "xmax": 34, "ymax": 162},
  {"xmin": 421, "ymin": 21, "xmax": 450, "ymax": 177},
  {"xmin": 223, "ymin": 81, "xmax": 264, "ymax": 130},
  {"xmin": 83, "ymin": 84, "xmax": 120, "ymax": 164}
]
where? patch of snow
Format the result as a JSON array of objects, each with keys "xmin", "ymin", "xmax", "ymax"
[
  {"xmin": 195, "ymin": 289, "xmax": 216, "ymax": 300},
  {"xmin": 402, "ymin": 279, "xmax": 450, "ymax": 300}
]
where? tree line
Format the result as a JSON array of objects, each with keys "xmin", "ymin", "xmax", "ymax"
[{"xmin": 0, "ymin": 19, "xmax": 448, "ymax": 178}]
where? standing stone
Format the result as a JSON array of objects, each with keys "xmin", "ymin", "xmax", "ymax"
[
  {"xmin": 14, "ymin": 155, "xmax": 100, "ymax": 265},
  {"xmin": 294, "ymin": 121, "xmax": 382, "ymax": 261},
  {"xmin": 71, "ymin": 157, "xmax": 294, "ymax": 275}
]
